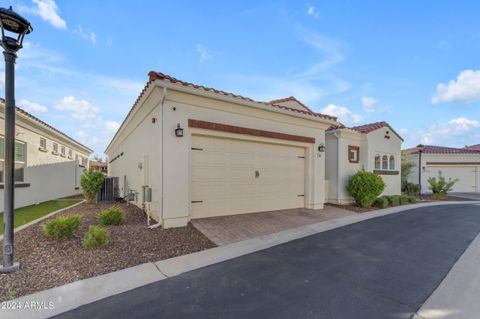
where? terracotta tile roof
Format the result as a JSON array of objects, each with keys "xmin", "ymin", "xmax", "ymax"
[
  {"xmin": 350, "ymin": 121, "xmax": 404, "ymax": 141},
  {"xmin": 326, "ymin": 124, "xmax": 347, "ymax": 131},
  {"xmin": 409, "ymin": 145, "xmax": 480, "ymax": 155},
  {"xmin": 148, "ymin": 71, "xmax": 337, "ymax": 121},
  {"xmin": 0, "ymin": 98, "xmax": 93, "ymax": 153},
  {"xmin": 268, "ymin": 96, "xmax": 314, "ymax": 113},
  {"xmin": 466, "ymin": 144, "xmax": 480, "ymax": 150}
]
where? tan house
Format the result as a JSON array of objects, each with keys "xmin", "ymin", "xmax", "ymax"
[
  {"xmin": 106, "ymin": 71, "xmax": 402, "ymax": 228},
  {"xmin": 0, "ymin": 99, "xmax": 92, "ymax": 184}
]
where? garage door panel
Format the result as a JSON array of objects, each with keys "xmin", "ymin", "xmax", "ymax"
[
  {"xmin": 426, "ymin": 166, "xmax": 476, "ymax": 192},
  {"xmin": 191, "ymin": 135, "xmax": 306, "ymax": 218}
]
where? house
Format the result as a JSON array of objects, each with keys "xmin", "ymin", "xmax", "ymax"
[
  {"xmin": 88, "ymin": 160, "xmax": 108, "ymax": 175},
  {"xmin": 105, "ymin": 71, "xmax": 402, "ymax": 228},
  {"xmin": 0, "ymin": 100, "xmax": 92, "ymax": 182},
  {"xmin": 405, "ymin": 145, "xmax": 480, "ymax": 193},
  {"xmin": 325, "ymin": 122, "xmax": 403, "ymax": 204}
]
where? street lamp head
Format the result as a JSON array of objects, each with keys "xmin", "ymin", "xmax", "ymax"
[
  {"xmin": 416, "ymin": 144, "xmax": 425, "ymax": 153},
  {"xmin": 0, "ymin": 6, "xmax": 32, "ymax": 52}
]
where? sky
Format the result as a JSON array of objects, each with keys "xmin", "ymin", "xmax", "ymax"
[{"xmin": 2, "ymin": 0, "xmax": 480, "ymax": 156}]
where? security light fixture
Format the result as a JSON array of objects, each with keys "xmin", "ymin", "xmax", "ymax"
[
  {"xmin": 318, "ymin": 144, "xmax": 325, "ymax": 152},
  {"xmin": 175, "ymin": 123, "xmax": 184, "ymax": 137},
  {"xmin": 0, "ymin": 6, "xmax": 32, "ymax": 274}
]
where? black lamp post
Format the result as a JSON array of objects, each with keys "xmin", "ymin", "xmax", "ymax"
[
  {"xmin": 416, "ymin": 144, "xmax": 425, "ymax": 198},
  {"xmin": 0, "ymin": 6, "xmax": 32, "ymax": 273}
]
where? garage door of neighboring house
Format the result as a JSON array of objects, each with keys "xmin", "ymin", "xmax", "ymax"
[
  {"xmin": 191, "ymin": 135, "xmax": 306, "ymax": 218},
  {"xmin": 426, "ymin": 166, "xmax": 476, "ymax": 192}
]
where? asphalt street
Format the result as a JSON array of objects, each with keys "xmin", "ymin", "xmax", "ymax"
[{"xmin": 55, "ymin": 204, "xmax": 480, "ymax": 319}]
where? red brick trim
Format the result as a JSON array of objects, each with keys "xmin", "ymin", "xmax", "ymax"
[
  {"xmin": 374, "ymin": 170, "xmax": 399, "ymax": 175},
  {"xmin": 348, "ymin": 145, "xmax": 360, "ymax": 163},
  {"xmin": 188, "ymin": 119, "xmax": 315, "ymax": 144},
  {"xmin": 426, "ymin": 162, "xmax": 480, "ymax": 165}
]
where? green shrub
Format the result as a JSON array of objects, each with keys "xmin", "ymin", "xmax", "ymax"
[
  {"xmin": 407, "ymin": 195, "xmax": 417, "ymax": 204},
  {"xmin": 80, "ymin": 169, "xmax": 104, "ymax": 202},
  {"xmin": 400, "ymin": 195, "xmax": 409, "ymax": 205},
  {"xmin": 97, "ymin": 207, "xmax": 124, "ymax": 225},
  {"xmin": 376, "ymin": 196, "xmax": 389, "ymax": 209},
  {"xmin": 406, "ymin": 183, "xmax": 420, "ymax": 195},
  {"xmin": 427, "ymin": 171, "xmax": 458, "ymax": 198},
  {"xmin": 83, "ymin": 225, "xmax": 110, "ymax": 249},
  {"xmin": 389, "ymin": 195, "xmax": 400, "ymax": 207},
  {"xmin": 43, "ymin": 215, "xmax": 81, "ymax": 239},
  {"xmin": 347, "ymin": 171, "xmax": 386, "ymax": 208}
]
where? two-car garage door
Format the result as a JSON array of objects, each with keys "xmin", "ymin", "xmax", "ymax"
[
  {"xmin": 425, "ymin": 165, "xmax": 476, "ymax": 193},
  {"xmin": 191, "ymin": 135, "xmax": 306, "ymax": 218}
]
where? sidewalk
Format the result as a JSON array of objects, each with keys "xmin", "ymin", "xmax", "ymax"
[{"xmin": 1, "ymin": 201, "xmax": 478, "ymax": 319}]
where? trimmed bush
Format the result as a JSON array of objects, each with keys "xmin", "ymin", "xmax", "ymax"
[
  {"xmin": 406, "ymin": 183, "xmax": 420, "ymax": 196},
  {"xmin": 427, "ymin": 171, "xmax": 458, "ymax": 199},
  {"xmin": 389, "ymin": 195, "xmax": 400, "ymax": 207},
  {"xmin": 97, "ymin": 207, "xmax": 124, "ymax": 225},
  {"xmin": 347, "ymin": 171, "xmax": 386, "ymax": 208},
  {"xmin": 400, "ymin": 195, "xmax": 409, "ymax": 205},
  {"xmin": 80, "ymin": 170, "xmax": 104, "ymax": 202},
  {"xmin": 407, "ymin": 195, "xmax": 417, "ymax": 204},
  {"xmin": 376, "ymin": 196, "xmax": 389, "ymax": 209},
  {"xmin": 83, "ymin": 225, "xmax": 110, "ymax": 249},
  {"xmin": 43, "ymin": 215, "xmax": 81, "ymax": 239}
]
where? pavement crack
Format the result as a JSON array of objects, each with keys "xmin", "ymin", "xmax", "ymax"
[{"xmin": 153, "ymin": 262, "xmax": 169, "ymax": 278}]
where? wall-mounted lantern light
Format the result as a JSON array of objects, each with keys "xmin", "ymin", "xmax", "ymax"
[
  {"xmin": 175, "ymin": 123, "xmax": 184, "ymax": 137},
  {"xmin": 318, "ymin": 143, "xmax": 325, "ymax": 152}
]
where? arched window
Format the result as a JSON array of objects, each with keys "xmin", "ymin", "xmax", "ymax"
[
  {"xmin": 382, "ymin": 155, "xmax": 388, "ymax": 169},
  {"xmin": 374, "ymin": 155, "xmax": 381, "ymax": 169},
  {"xmin": 389, "ymin": 155, "xmax": 395, "ymax": 170}
]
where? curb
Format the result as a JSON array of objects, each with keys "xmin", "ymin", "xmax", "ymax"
[
  {"xmin": 1, "ymin": 201, "xmax": 478, "ymax": 319},
  {"xmin": 0, "ymin": 200, "xmax": 85, "ymax": 242}
]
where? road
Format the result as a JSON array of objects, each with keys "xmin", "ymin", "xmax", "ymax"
[{"xmin": 55, "ymin": 204, "xmax": 480, "ymax": 319}]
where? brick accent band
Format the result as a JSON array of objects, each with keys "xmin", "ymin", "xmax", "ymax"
[
  {"xmin": 426, "ymin": 162, "xmax": 480, "ymax": 165},
  {"xmin": 188, "ymin": 119, "xmax": 315, "ymax": 144},
  {"xmin": 374, "ymin": 170, "xmax": 399, "ymax": 175}
]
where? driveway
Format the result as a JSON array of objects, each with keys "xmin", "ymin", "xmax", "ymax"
[
  {"xmin": 55, "ymin": 204, "xmax": 480, "ymax": 319},
  {"xmin": 191, "ymin": 205, "xmax": 355, "ymax": 245},
  {"xmin": 449, "ymin": 192, "xmax": 480, "ymax": 201}
]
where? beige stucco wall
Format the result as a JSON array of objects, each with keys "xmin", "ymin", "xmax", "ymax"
[
  {"xmin": 107, "ymin": 84, "xmax": 334, "ymax": 228},
  {"xmin": 326, "ymin": 126, "xmax": 402, "ymax": 204},
  {"xmin": 408, "ymin": 153, "xmax": 480, "ymax": 193},
  {"xmin": 0, "ymin": 108, "xmax": 92, "ymax": 167}
]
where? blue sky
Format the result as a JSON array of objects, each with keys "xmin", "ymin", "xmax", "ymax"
[{"xmin": 3, "ymin": 1, "xmax": 480, "ymax": 156}]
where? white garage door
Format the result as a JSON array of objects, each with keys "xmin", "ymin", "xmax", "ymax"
[
  {"xmin": 425, "ymin": 166, "xmax": 476, "ymax": 192},
  {"xmin": 191, "ymin": 135, "xmax": 306, "ymax": 218}
]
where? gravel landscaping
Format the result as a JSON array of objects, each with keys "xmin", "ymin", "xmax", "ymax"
[{"xmin": 0, "ymin": 202, "xmax": 216, "ymax": 301}]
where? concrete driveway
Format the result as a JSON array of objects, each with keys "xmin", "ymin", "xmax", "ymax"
[
  {"xmin": 191, "ymin": 205, "xmax": 355, "ymax": 245},
  {"xmin": 449, "ymin": 192, "xmax": 480, "ymax": 201},
  {"xmin": 54, "ymin": 204, "xmax": 480, "ymax": 319}
]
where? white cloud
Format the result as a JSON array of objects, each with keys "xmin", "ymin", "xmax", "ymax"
[
  {"xmin": 74, "ymin": 130, "xmax": 100, "ymax": 147},
  {"xmin": 362, "ymin": 96, "xmax": 378, "ymax": 112},
  {"xmin": 55, "ymin": 96, "xmax": 99, "ymax": 121},
  {"xmin": 320, "ymin": 104, "xmax": 362, "ymax": 124},
  {"xmin": 196, "ymin": 44, "xmax": 213, "ymax": 63},
  {"xmin": 20, "ymin": 0, "xmax": 66, "ymax": 29},
  {"xmin": 404, "ymin": 117, "xmax": 480, "ymax": 147},
  {"xmin": 432, "ymin": 70, "xmax": 480, "ymax": 104},
  {"xmin": 73, "ymin": 26, "xmax": 97, "ymax": 44},
  {"xmin": 437, "ymin": 41, "xmax": 452, "ymax": 49},
  {"xmin": 104, "ymin": 121, "xmax": 120, "ymax": 134},
  {"xmin": 18, "ymin": 98, "xmax": 48, "ymax": 114},
  {"xmin": 307, "ymin": 5, "xmax": 319, "ymax": 18}
]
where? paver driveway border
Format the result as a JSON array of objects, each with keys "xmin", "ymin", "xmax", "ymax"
[{"xmin": 2, "ymin": 201, "xmax": 479, "ymax": 319}]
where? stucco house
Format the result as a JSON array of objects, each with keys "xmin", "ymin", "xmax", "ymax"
[
  {"xmin": 405, "ymin": 145, "xmax": 480, "ymax": 194},
  {"xmin": 0, "ymin": 99, "xmax": 92, "ymax": 182},
  {"xmin": 106, "ymin": 71, "xmax": 402, "ymax": 228},
  {"xmin": 325, "ymin": 122, "xmax": 403, "ymax": 204}
]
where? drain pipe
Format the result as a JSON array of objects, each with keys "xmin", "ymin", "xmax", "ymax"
[{"xmin": 148, "ymin": 86, "xmax": 167, "ymax": 230}]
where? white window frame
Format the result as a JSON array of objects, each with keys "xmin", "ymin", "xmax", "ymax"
[{"xmin": 0, "ymin": 136, "xmax": 27, "ymax": 183}]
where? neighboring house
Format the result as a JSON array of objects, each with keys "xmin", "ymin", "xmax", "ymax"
[
  {"xmin": 106, "ymin": 71, "xmax": 402, "ymax": 228},
  {"xmin": 325, "ymin": 122, "xmax": 403, "ymax": 204},
  {"xmin": 405, "ymin": 145, "xmax": 480, "ymax": 194},
  {"xmin": 0, "ymin": 100, "xmax": 93, "ymax": 209},
  {"xmin": 88, "ymin": 160, "xmax": 108, "ymax": 175}
]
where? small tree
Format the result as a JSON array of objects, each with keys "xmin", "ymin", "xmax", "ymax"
[
  {"xmin": 427, "ymin": 171, "xmax": 458, "ymax": 200},
  {"xmin": 347, "ymin": 170, "xmax": 386, "ymax": 208},
  {"xmin": 401, "ymin": 153, "xmax": 415, "ymax": 191},
  {"xmin": 80, "ymin": 169, "xmax": 104, "ymax": 202}
]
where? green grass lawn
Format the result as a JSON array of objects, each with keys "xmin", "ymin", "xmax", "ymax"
[{"xmin": 0, "ymin": 199, "xmax": 82, "ymax": 234}]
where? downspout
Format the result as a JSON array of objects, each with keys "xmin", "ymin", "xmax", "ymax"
[
  {"xmin": 334, "ymin": 131, "xmax": 341, "ymax": 204},
  {"xmin": 148, "ymin": 86, "xmax": 167, "ymax": 229}
]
